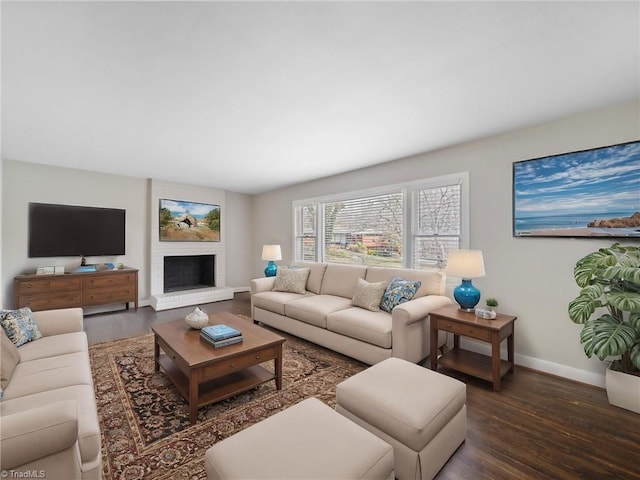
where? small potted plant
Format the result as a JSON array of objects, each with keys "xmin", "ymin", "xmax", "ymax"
[{"xmin": 485, "ymin": 298, "xmax": 499, "ymax": 312}]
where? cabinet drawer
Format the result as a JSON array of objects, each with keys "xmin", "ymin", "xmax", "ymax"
[
  {"xmin": 15, "ymin": 277, "xmax": 82, "ymax": 295},
  {"xmin": 434, "ymin": 317, "xmax": 491, "ymax": 342},
  {"xmin": 202, "ymin": 346, "xmax": 277, "ymax": 378},
  {"xmin": 84, "ymin": 287, "xmax": 135, "ymax": 306},
  {"xmin": 17, "ymin": 293, "xmax": 83, "ymax": 311},
  {"xmin": 83, "ymin": 273, "xmax": 135, "ymax": 289}
]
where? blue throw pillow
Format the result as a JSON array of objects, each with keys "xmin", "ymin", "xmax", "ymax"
[
  {"xmin": 0, "ymin": 307, "xmax": 43, "ymax": 347},
  {"xmin": 380, "ymin": 276, "xmax": 422, "ymax": 313}
]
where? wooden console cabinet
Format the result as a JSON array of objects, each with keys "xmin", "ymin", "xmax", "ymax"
[{"xmin": 14, "ymin": 268, "xmax": 138, "ymax": 312}]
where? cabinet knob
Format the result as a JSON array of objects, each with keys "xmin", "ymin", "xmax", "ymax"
[
  {"xmin": 256, "ymin": 355, "xmax": 261, "ymax": 359},
  {"xmin": 230, "ymin": 363, "xmax": 235, "ymax": 368},
  {"xmin": 27, "ymin": 285, "xmax": 33, "ymax": 289}
]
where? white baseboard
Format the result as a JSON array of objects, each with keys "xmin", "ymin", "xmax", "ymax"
[
  {"xmin": 232, "ymin": 286, "xmax": 251, "ymax": 293},
  {"xmin": 457, "ymin": 338, "xmax": 605, "ymax": 388}
]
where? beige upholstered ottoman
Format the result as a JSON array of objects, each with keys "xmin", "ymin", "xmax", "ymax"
[
  {"xmin": 205, "ymin": 397, "xmax": 394, "ymax": 479},
  {"xmin": 336, "ymin": 357, "xmax": 466, "ymax": 480}
]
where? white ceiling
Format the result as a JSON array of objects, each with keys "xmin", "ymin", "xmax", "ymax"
[{"xmin": 2, "ymin": 1, "xmax": 639, "ymax": 194}]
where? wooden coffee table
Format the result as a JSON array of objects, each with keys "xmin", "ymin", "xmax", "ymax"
[{"xmin": 152, "ymin": 311, "xmax": 285, "ymax": 424}]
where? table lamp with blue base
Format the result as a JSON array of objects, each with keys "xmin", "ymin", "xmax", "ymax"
[
  {"xmin": 446, "ymin": 250, "xmax": 486, "ymax": 312},
  {"xmin": 262, "ymin": 245, "xmax": 282, "ymax": 277}
]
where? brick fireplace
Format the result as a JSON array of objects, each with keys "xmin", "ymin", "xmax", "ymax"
[{"xmin": 149, "ymin": 180, "xmax": 234, "ymax": 311}]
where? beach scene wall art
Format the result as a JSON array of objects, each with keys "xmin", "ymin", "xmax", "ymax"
[
  {"xmin": 513, "ymin": 140, "xmax": 640, "ymax": 238},
  {"xmin": 159, "ymin": 199, "xmax": 220, "ymax": 242}
]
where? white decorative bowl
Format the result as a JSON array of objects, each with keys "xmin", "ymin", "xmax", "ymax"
[{"xmin": 185, "ymin": 308, "xmax": 209, "ymax": 329}]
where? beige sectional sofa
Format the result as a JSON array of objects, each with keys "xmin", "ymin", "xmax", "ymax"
[
  {"xmin": 0, "ymin": 308, "xmax": 101, "ymax": 480},
  {"xmin": 251, "ymin": 262, "xmax": 452, "ymax": 365}
]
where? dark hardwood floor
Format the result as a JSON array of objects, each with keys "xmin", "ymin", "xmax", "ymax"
[{"xmin": 84, "ymin": 293, "xmax": 640, "ymax": 479}]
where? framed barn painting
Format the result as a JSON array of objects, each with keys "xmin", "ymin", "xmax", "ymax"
[{"xmin": 159, "ymin": 199, "xmax": 220, "ymax": 242}]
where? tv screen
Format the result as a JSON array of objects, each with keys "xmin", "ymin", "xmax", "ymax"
[
  {"xmin": 513, "ymin": 140, "xmax": 640, "ymax": 238},
  {"xmin": 28, "ymin": 203, "xmax": 126, "ymax": 257}
]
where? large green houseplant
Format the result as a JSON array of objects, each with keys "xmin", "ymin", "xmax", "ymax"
[{"xmin": 568, "ymin": 243, "xmax": 640, "ymax": 375}]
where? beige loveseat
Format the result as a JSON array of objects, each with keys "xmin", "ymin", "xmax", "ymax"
[
  {"xmin": 0, "ymin": 308, "xmax": 101, "ymax": 480},
  {"xmin": 251, "ymin": 262, "xmax": 452, "ymax": 365}
]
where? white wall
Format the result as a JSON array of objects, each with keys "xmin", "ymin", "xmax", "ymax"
[
  {"xmin": 1, "ymin": 161, "xmax": 149, "ymax": 306},
  {"xmin": 251, "ymin": 100, "xmax": 640, "ymax": 386},
  {"xmin": 1, "ymin": 160, "xmax": 255, "ymax": 306},
  {"xmin": 225, "ymin": 190, "xmax": 254, "ymax": 290}
]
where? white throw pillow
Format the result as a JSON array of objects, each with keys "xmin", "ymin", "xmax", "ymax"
[
  {"xmin": 351, "ymin": 278, "xmax": 388, "ymax": 312},
  {"xmin": 272, "ymin": 267, "xmax": 310, "ymax": 294}
]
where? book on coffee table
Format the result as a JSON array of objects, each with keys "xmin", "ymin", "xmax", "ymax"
[
  {"xmin": 201, "ymin": 324, "xmax": 242, "ymax": 341},
  {"xmin": 200, "ymin": 332, "xmax": 244, "ymax": 348}
]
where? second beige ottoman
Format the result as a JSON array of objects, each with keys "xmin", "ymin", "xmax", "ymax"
[
  {"xmin": 205, "ymin": 397, "xmax": 394, "ymax": 479},
  {"xmin": 336, "ymin": 357, "xmax": 466, "ymax": 480}
]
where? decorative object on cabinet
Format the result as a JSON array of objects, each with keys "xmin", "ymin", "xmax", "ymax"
[
  {"xmin": 485, "ymin": 297, "xmax": 499, "ymax": 312},
  {"xmin": 446, "ymin": 249, "xmax": 485, "ymax": 311}
]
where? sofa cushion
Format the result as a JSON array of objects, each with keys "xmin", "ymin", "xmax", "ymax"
[
  {"xmin": 273, "ymin": 267, "xmax": 310, "ymax": 294},
  {"xmin": 0, "ymin": 307, "xmax": 43, "ymax": 347},
  {"xmin": 327, "ymin": 308, "xmax": 392, "ymax": 349},
  {"xmin": 350, "ymin": 278, "xmax": 388, "ymax": 312},
  {"xmin": 319, "ymin": 264, "xmax": 367, "ymax": 298},
  {"xmin": 253, "ymin": 291, "xmax": 313, "ymax": 316},
  {"xmin": 1, "ymin": 329, "xmax": 21, "ymax": 392},
  {"xmin": 2, "ymin": 352, "xmax": 93, "ymax": 400},
  {"xmin": 380, "ymin": 276, "xmax": 421, "ymax": 313},
  {"xmin": 285, "ymin": 295, "xmax": 353, "ymax": 328},
  {"xmin": 365, "ymin": 266, "xmax": 445, "ymax": 297},
  {"xmin": 18, "ymin": 332, "xmax": 88, "ymax": 362},
  {"xmin": 292, "ymin": 262, "xmax": 328, "ymax": 295},
  {"xmin": 0, "ymin": 384, "xmax": 101, "ymax": 463}
]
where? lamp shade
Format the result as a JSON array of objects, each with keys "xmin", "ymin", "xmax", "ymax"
[
  {"xmin": 261, "ymin": 245, "xmax": 282, "ymax": 261},
  {"xmin": 446, "ymin": 250, "xmax": 485, "ymax": 279}
]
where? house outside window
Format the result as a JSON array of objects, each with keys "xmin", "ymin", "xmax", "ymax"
[{"xmin": 293, "ymin": 172, "xmax": 468, "ymax": 269}]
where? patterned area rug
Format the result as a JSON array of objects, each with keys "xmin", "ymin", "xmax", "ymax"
[{"xmin": 89, "ymin": 324, "xmax": 366, "ymax": 480}]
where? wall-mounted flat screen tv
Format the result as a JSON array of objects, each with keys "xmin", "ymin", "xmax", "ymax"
[
  {"xmin": 513, "ymin": 140, "xmax": 640, "ymax": 238},
  {"xmin": 29, "ymin": 203, "xmax": 126, "ymax": 257}
]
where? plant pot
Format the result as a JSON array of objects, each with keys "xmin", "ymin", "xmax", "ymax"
[{"xmin": 605, "ymin": 366, "xmax": 640, "ymax": 414}]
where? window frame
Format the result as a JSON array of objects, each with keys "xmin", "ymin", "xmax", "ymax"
[{"xmin": 292, "ymin": 172, "xmax": 469, "ymax": 268}]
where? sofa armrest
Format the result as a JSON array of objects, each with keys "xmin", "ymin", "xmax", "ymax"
[
  {"xmin": 392, "ymin": 295, "xmax": 452, "ymax": 326},
  {"xmin": 0, "ymin": 400, "xmax": 78, "ymax": 470},
  {"xmin": 391, "ymin": 295, "xmax": 452, "ymax": 363},
  {"xmin": 32, "ymin": 308, "xmax": 84, "ymax": 336},
  {"xmin": 250, "ymin": 277, "xmax": 276, "ymax": 294}
]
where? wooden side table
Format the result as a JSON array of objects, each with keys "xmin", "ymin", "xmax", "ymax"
[{"xmin": 430, "ymin": 304, "xmax": 517, "ymax": 391}]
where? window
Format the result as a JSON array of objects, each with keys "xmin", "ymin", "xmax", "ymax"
[
  {"xmin": 293, "ymin": 172, "xmax": 468, "ymax": 269},
  {"xmin": 294, "ymin": 203, "xmax": 317, "ymax": 261}
]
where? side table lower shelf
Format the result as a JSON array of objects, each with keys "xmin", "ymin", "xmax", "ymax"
[
  {"xmin": 430, "ymin": 304, "xmax": 517, "ymax": 391},
  {"xmin": 438, "ymin": 349, "xmax": 513, "ymax": 384}
]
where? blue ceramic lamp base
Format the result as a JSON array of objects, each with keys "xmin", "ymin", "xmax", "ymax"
[
  {"xmin": 453, "ymin": 279, "xmax": 481, "ymax": 312},
  {"xmin": 264, "ymin": 261, "xmax": 278, "ymax": 277}
]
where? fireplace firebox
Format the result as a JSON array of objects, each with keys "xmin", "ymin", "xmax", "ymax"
[{"xmin": 164, "ymin": 255, "xmax": 215, "ymax": 293}]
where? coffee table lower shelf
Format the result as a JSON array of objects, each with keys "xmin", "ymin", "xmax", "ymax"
[
  {"xmin": 157, "ymin": 354, "xmax": 276, "ymax": 408},
  {"xmin": 438, "ymin": 349, "xmax": 512, "ymax": 383}
]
